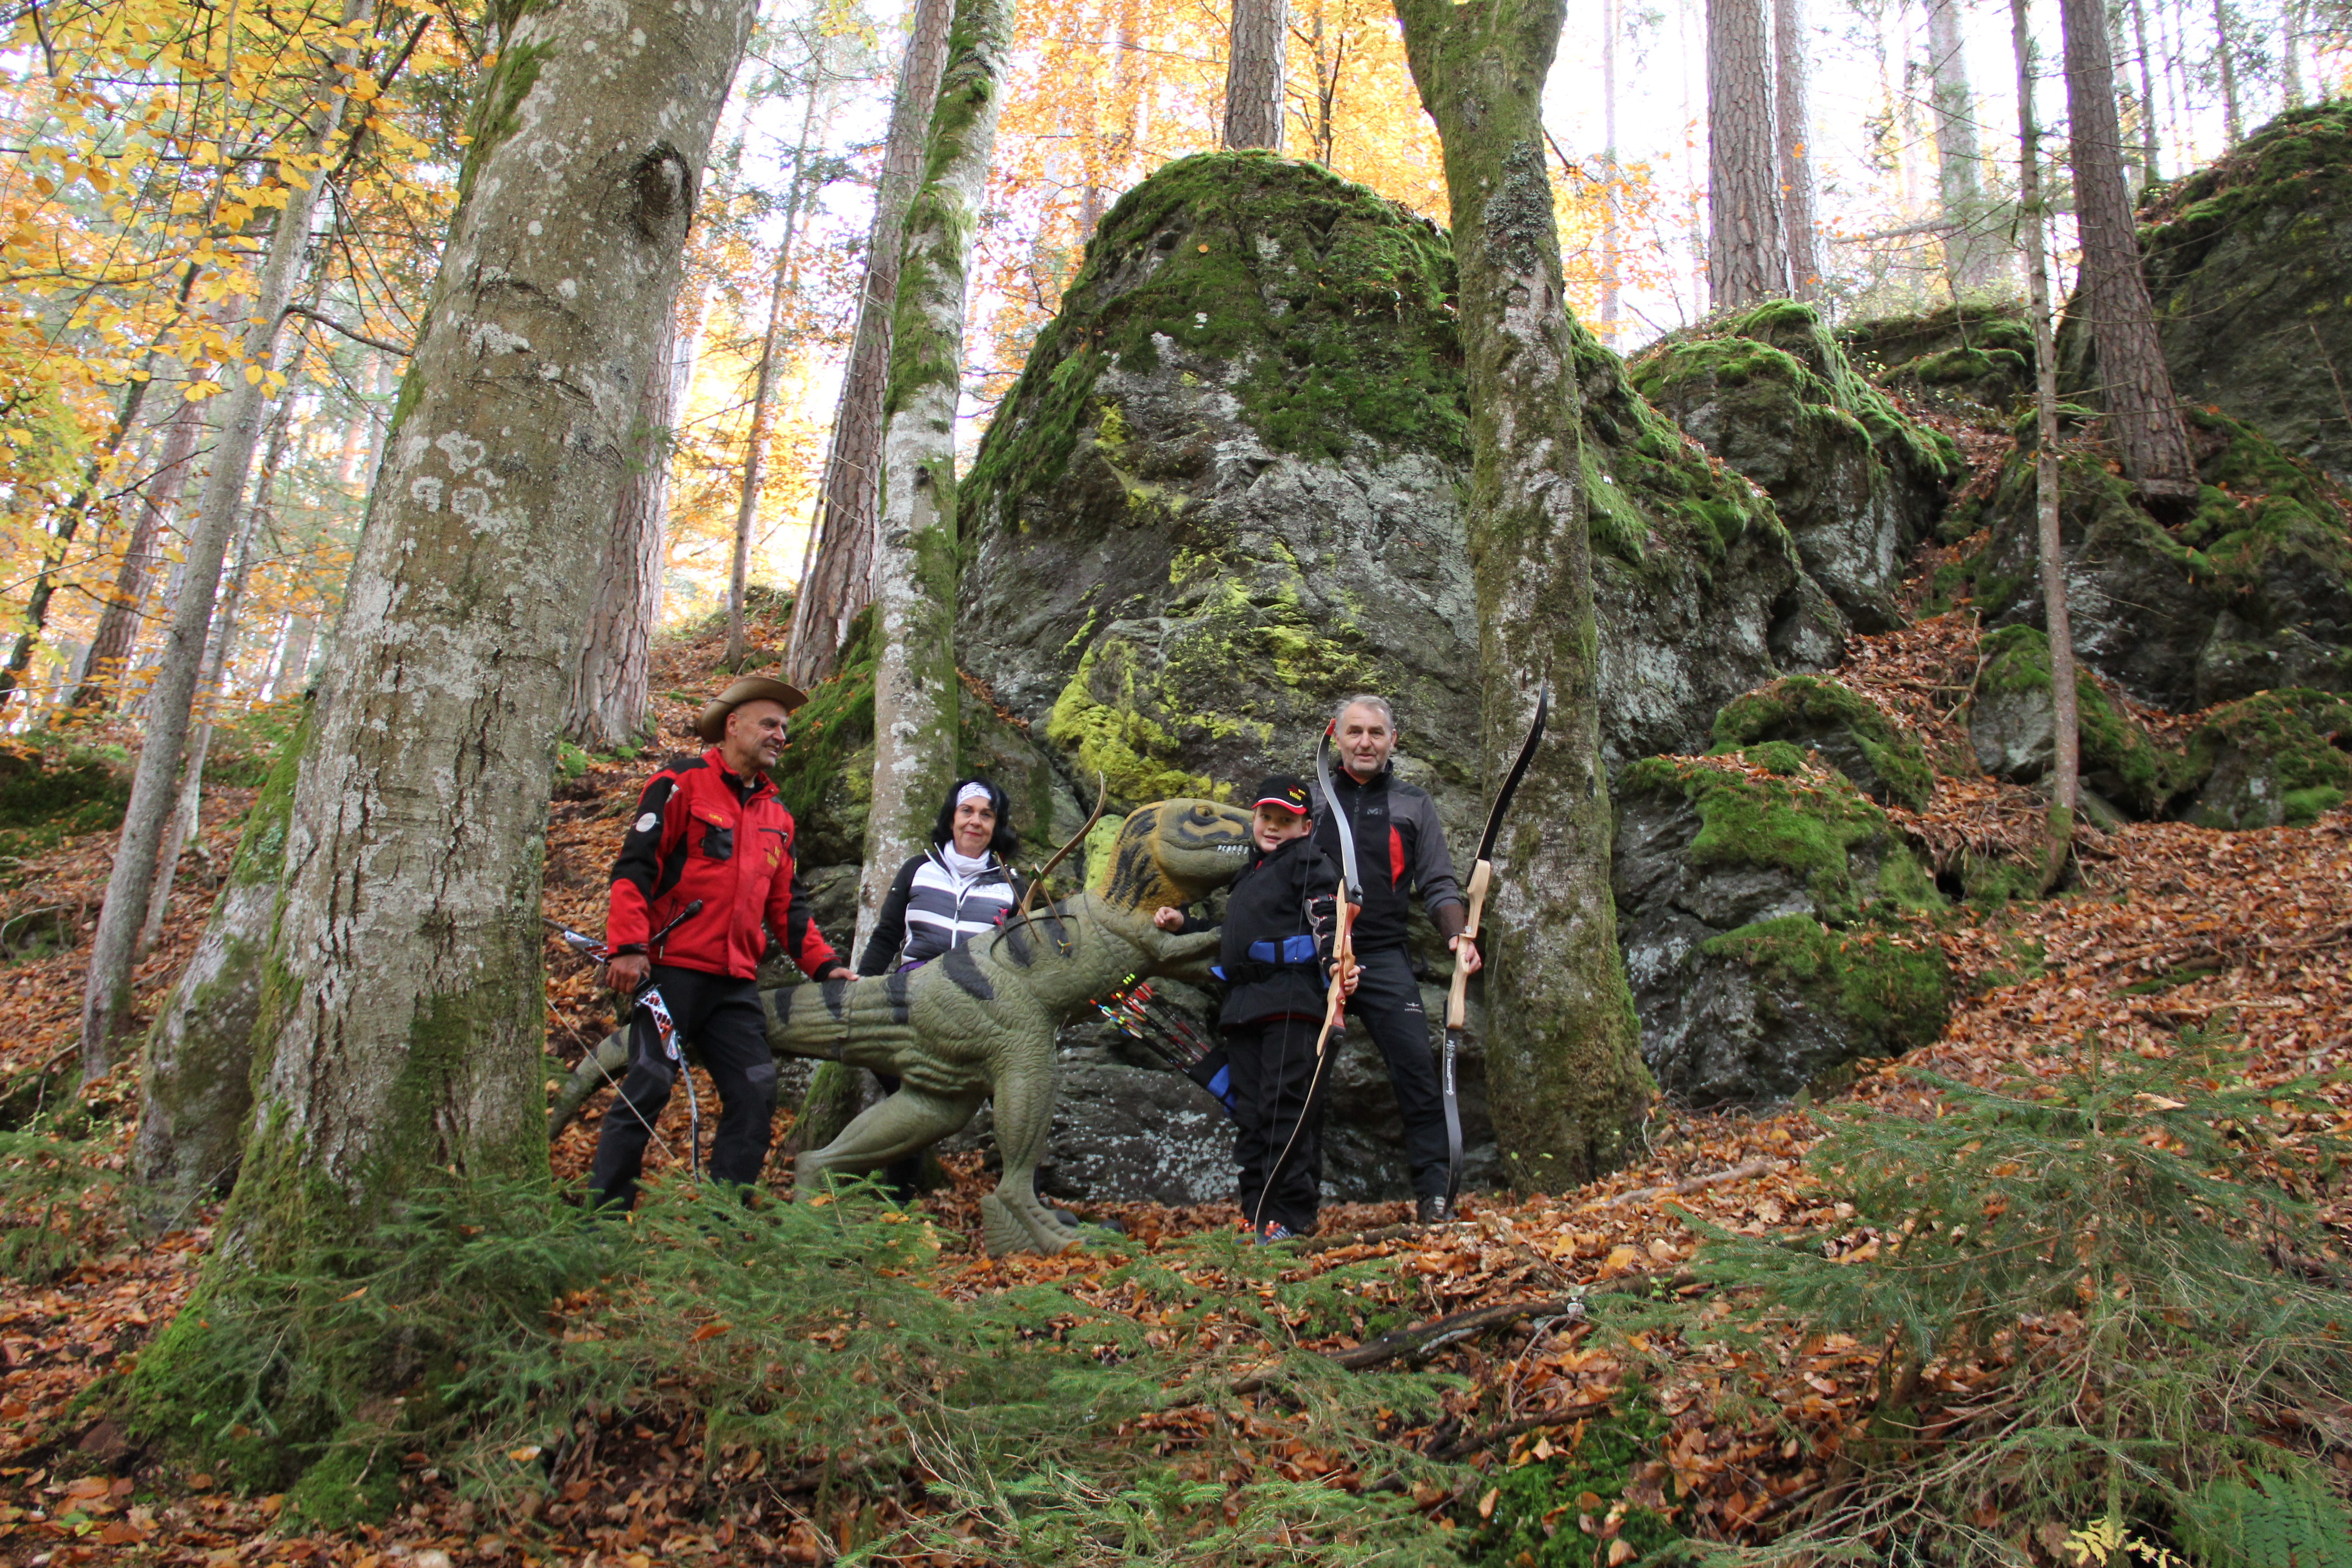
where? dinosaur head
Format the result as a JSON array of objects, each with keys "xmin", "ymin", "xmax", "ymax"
[{"xmin": 1090, "ymin": 799, "xmax": 1256, "ymax": 913}]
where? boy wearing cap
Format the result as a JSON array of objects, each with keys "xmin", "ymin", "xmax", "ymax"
[
  {"xmin": 1206, "ymin": 774, "xmax": 1359, "ymax": 1241},
  {"xmin": 591, "ymin": 676, "xmax": 858, "ymax": 1207}
]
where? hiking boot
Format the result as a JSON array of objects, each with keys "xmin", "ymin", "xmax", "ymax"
[
  {"xmin": 1415, "ymin": 1193, "xmax": 1455, "ymax": 1225},
  {"xmin": 1256, "ymin": 1221, "xmax": 1295, "ymax": 1245}
]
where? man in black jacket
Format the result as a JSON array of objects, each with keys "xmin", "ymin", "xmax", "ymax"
[{"xmin": 1308, "ymin": 695, "xmax": 1480, "ymax": 1224}]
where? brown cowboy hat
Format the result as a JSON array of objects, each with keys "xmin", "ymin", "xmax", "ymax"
[{"xmin": 695, "ymin": 675, "xmax": 808, "ymax": 744}]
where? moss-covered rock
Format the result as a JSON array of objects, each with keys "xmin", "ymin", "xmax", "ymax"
[
  {"xmin": 2180, "ymin": 687, "xmax": 2352, "ymax": 828},
  {"xmin": 1709, "ymin": 675, "xmax": 1935, "ymax": 810},
  {"xmin": 1838, "ymin": 301, "xmax": 2037, "ymax": 413},
  {"xmin": 1950, "ymin": 406, "xmax": 2352, "ymax": 711},
  {"xmin": 1629, "ymin": 301, "xmax": 1963, "ymax": 631},
  {"xmin": 1613, "ymin": 754, "xmax": 1947, "ymax": 1104},
  {"xmin": 1966, "ymin": 625, "xmax": 2194, "ymax": 816},
  {"xmin": 0, "ymin": 735, "xmax": 131, "ymax": 858},
  {"xmin": 957, "ymin": 151, "xmax": 1849, "ymax": 823},
  {"xmin": 2135, "ymin": 101, "xmax": 2352, "ymax": 489}
]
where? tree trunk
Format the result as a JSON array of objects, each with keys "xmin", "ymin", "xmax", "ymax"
[
  {"xmin": 73, "ymin": 396, "xmax": 204, "ymax": 712},
  {"xmin": 2014, "ymin": 0, "xmax": 2078, "ymax": 887},
  {"xmin": 78, "ymin": 5, "xmax": 373, "ymax": 1077},
  {"xmin": 2280, "ymin": 0, "xmax": 2302, "ymax": 108},
  {"xmin": 854, "ymin": 0, "xmax": 1014, "ymax": 954},
  {"xmin": 137, "ymin": 403, "xmax": 286, "ymax": 956},
  {"xmin": 1601, "ymin": 0, "xmax": 1622, "ymax": 332},
  {"xmin": 1925, "ymin": 0, "xmax": 1999, "ymax": 294},
  {"xmin": 276, "ymin": 617, "xmax": 318, "ymax": 697},
  {"xmin": 1707, "ymin": 0, "xmax": 1787, "ymax": 308},
  {"xmin": 566, "ymin": 297, "xmax": 680, "ymax": 748},
  {"xmin": 725, "ymin": 86, "xmax": 825, "ymax": 668},
  {"xmin": 153, "ymin": 0, "xmax": 750, "ymax": 1333},
  {"xmin": 1773, "ymin": 0, "xmax": 1820, "ymax": 299},
  {"xmin": 1391, "ymin": 0, "xmax": 1653, "ymax": 1189},
  {"xmin": 1222, "ymin": 0, "xmax": 1288, "ymax": 149},
  {"xmin": 130, "ymin": 700, "xmax": 315, "ymax": 1222},
  {"xmin": 2131, "ymin": 0, "xmax": 2163, "ymax": 181},
  {"xmin": 782, "ymin": 0, "xmax": 954, "ymax": 688},
  {"xmin": 2059, "ymin": 0, "xmax": 2198, "ymax": 501},
  {"xmin": 2210, "ymin": 0, "xmax": 2241, "ymax": 143}
]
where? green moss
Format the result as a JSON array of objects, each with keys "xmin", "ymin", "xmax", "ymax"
[
  {"xmin": 768, "ymin": 606, "xmax": 877, "ymax": 864},
  {"xmin": 1702, "ymin": 913, "xmax": 1950, "ymax": 1052},
  {"xmin": 1976, "ymin": 625, "xmax": 2194, "ymax": 813},
  {"xmin": 1457, "ymin": 1400, "xmax": 1682, "ymax": 1566},
  {"xmin": 2140, "ymin": 100, "xmax": 2352, "ymax": 258},
  {"xmin": 1619, "ymin": 755, "xmax": 1940, "ymax": 924},
  {"xmin": 1044, "ymin": 639, "xmax": 1225, "ymax": 804},
  {"xmin": 2181, "ymin": 687, "xmax": 2352, "ymax": 828},
  {"xmin": 1710, "ymin": 676, "xmax": 1936, "ymax": 811},
  {"xmin": 1742, "ymin": 740, "xmax": 1807, "ymax": 775},
  {"xmin": 0, "ymin": 735, "xmax": 130, "ymax": 857},
  {"xmin": 284, "ymin": 1440, "xmax": 400, "ymax": 1530}
]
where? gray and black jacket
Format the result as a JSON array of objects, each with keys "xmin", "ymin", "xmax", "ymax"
[
  {"xmin": 1308, "ymin": 765, "xmax": 1465, "ymax": 951},
  {"xmin": 856, "ymin": 848, "xmax": 1026, "ymax": 975}
]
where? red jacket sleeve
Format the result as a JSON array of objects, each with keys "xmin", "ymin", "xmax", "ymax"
[
  {"xmin": 764, "ymin": 811, "xmax": 841, "ymax": 978},
  {"xmin": 608, "ymin": 769, "xmax": 686, "ymax": 952}
]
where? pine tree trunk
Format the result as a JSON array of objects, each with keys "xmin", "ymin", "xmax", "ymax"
[
  {"xmin": 73, "ymin": 397, "xmax": 203, "ymax": 712},
  {"xmin": 1707, "ymin": 0, "xmax": 1787, "ymax": 307},
  {"xmin": 783, "ymin": 0, "xmax": 954, "ymax": 688},
  {"xmin": 1392, "ymin": 0, "xmax": 1653, "ymax": 1190},
  {"xmin": 1222, "ymin": 0, "xmax": 1288, "ymax": 149},
  {"xmin": 2131, "ymin": 0, "xmax": 2163, "ymax": 181},
  {"xmin": 566, "ymin": 298, "xmax": 680, "ymax": 747},
  {"xmin": 855, "ymin": 0, "xmax": 1014, "ymax": 954},
  {"xmin": 185, "ymin": 0, "xmax": 751, "ymax": 1291},
  {"xmin": 1925, "ymin": 0, "xmax": 1999, "ymax": 294},
  {"xmin": 130, "ymin": 701, "xmax": 315, "ymax": 1221},
  {"xmin": 1774, "ymin": 0, "xmax": 1820, "ymax": 299},
  {"xmin": 2014, "ymin": 0, "xmax": 2078, "ymax": 886},
  {"xmin": 2059, "ymin": 0, "xmax": 2198, "ymax": 501},
  {"xmin": 2210, "ymin": 0, "xmax": 2241, "ymax": 142},
  {"xmin": 725, "ymin": 87, "xmax": 824, "ymax": 668},
  {"xmin": 78, "ymin": 5, "xmax": 373, "ymax": 1076}
]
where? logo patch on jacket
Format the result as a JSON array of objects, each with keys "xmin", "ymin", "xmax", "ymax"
[{"xmin": 636, "ymin": 812, "xmax": 659, "ymax": 833}]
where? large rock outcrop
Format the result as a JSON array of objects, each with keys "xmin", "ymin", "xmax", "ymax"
[
  {"xmin": 1613, "ymin": 750, "xmax": 1950, "ymax": 1106},
  {"xmin": 1950, "ymin": 407, "xmax": 2352, "ymax": 712},
  {"xmin": 956, "ymin": 151, "xmax": 1844, "ymax": 821},
  {"xmin": 2137, "ymin": 102, "xmax": 2352, "ymax": 489},
  {"xmin": 1631, "ymin": 303, "xmax": 1963, "ymax": 632}
]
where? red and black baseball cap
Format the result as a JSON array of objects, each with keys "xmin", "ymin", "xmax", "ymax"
[{"xmin": 1252, "ymin": 774, "xmax": 1311, "ymax": 815}]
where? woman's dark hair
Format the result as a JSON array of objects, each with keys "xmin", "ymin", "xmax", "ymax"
[{"xmin": 931, "ymin": 775, "xmax": 1019, "ymax": 859}]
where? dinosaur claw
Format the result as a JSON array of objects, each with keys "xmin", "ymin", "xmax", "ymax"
[{"xmin": 980, "ymin": 1189, "xmax": 1082, "ymax": 1257}]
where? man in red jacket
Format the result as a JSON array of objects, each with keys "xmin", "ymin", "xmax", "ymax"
[{"xmin": 589, "ymin": 675, "xmax": 856, "ymax": 1207}]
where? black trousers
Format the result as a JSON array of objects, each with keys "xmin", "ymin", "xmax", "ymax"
[
  {"xmin": 1231, "ymin": 1014, "xmax": 1328, "ymax": 1233},
  {"xmin": 1348, "ymin": 943, "xmax": 1450, "ymax": 1199},
  {"xmin": 588, "ymin": 965, "xmax": 778, "ymax": 1207}
]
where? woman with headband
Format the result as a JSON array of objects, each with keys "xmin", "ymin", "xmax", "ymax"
[{"xmin": 856, "ymin": 776, "xmax": 1026, "ymax": 976}]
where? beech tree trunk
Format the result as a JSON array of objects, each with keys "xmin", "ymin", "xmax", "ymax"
[
  {"xmin": 1774, "ymin": 0, "xmax": 1820, "ymax": 299},
  {"xmin": 725, "ymin": 87, "xmax": 825, "ymax": 668},
  {"xmin": 783, "ymin": 0, "xmax": 954, "ymax": 688},
  {"xmin": 177, "ymin": 0, "xmax": 750, "ymax": 1295},
  {"xmin": 2014, "ymin": 0, "xmax": 2078, "ymax": 882},
  {"xmin": 855, "ymin": 0, "xmax": 1014, "ymax": 954},
  {"xmin": 2059, "ymin": 0, "xmax": 2198, "ymax": 501},
  {"xmin": 1707, "ymin": 0, "xmax": 1788, "ymax": 307},
  {"xmin": 2210, "ymin": 0, "xmax": 2241, "ymax": 143},
  {"xmin": 78, "ymin": 4, "xmax": 373, "ymax": 1077},
  {"xmin": 1222, "ymin": 0, "xmax": 1288, "ymax": 149},
  {"xmin": 138, "ymin": 404, "xmax": 286, "ymax": 956},
  {"xmin": 2280, "ymin": 0, "xmax": 2303, "ymax": 108},
  {"xmin": 2131, "ymin": 0, "xmax": 2163, "ymax": 181},
  {"xmin": 1392, "ymin": 0, "xmax": 1653, "ymax": 1187},
  {"xmin": 74, "ymin": 396, "xmax": 203, "ymax": 712},
  {"xmin": 1925, "ymin": 0, "xmax": 1999, "ymax": 294},
  {"xmin": 130, "ymin": 701, "xmax": 314, "ymax": 1220},
  {"xmin": 565, "ymin": 299, "xmax": 680, "ymax": 748},
  {"xmin": 1601, "ymin": 0, "xmax": 1623, "ymax": 331}
]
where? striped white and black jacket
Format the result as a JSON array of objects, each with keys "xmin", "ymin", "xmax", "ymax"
[{"xmin": 855, "ymin": 847, "xmax": 1026, "ymax": 975}]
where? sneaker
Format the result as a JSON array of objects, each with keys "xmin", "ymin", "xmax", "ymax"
[
  {"xmin": 1256, "ymin": 1221, "xmax": 1295, "ymax": 1245},
  {"xmin": 1415, "ymin": 1193, "xmax": 1455, "ymax": 1225}
]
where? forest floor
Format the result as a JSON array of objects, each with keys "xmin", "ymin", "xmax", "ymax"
[{"xmin": 2, "ymin": 568, "xmax": 2350, "ymax": 1566}]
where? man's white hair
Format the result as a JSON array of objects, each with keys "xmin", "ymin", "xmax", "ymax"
[{"xmin": 1333, "ymin": 693, "xmax": 1396, "ymax": 732}]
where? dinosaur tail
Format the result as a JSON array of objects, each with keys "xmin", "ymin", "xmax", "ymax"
[{"xmin": 549, "ymin": 1029, "xmax": 630, "ymax": 1141}]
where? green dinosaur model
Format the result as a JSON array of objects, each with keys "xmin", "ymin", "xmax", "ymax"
[{"xmin": 549, "ymin": 799, "xmax": 1255, "ymax": 1255}]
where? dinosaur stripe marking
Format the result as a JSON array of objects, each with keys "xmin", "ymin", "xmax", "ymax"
[
  {"xmin": 1000, "ymin": 919, "xmax": 1034, "ymax": 968},
  {"xmin": 885, "ymin": 968, "xmax": 913, "ymax": 1025},
  {"xmin": 942, "ymin": 943, "xmax": 995, "ymax": 1001},
  {"xmin": 819, "ymin": 979, "xmax": 848, "ymax": 1022}
]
